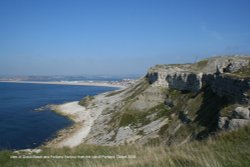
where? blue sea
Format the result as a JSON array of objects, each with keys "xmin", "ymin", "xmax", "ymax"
[{"xmin": 0, "ymin": 82, "xmax": 117, "ymax": 150}]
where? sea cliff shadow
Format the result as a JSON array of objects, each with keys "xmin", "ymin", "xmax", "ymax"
[{"xmin": 194, "ymin": 86, "xmax": 229, "ymax": 139}]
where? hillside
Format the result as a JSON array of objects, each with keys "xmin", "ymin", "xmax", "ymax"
[
  {"xmin": 78, "ymin": 55, "xmax": 250, "ymax": 146},
  {"xmin": 1, "ymin": 55, "xmax": 250, "ymax": 167},
  {"xmin": 1, "ymin": 124, "xmax": 250, "ymax": 167}
]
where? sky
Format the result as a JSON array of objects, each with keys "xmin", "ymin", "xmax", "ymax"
[{"xmin": 0, "ymin": 0, "xmax": 250, "ymax": 76}]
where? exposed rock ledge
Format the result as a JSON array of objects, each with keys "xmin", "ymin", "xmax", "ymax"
[
  {"xmin": 219, "ymin": 106, "xmax": 250, "ymax": 130},
  {"xmin": 147, "ymin": 67, "xmax": 203, "ymax": 92},
  {"xmin": 46, "ymin": 55, "xmax": 250, "ymax": 148},
  {"xmin": 147, "ymin": 56, "xmax": 250, "ymax": 104}
]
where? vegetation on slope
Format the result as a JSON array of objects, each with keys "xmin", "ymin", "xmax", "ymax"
[
  {"xmin": 79, "ymin": 96, "xmax": 94, "ymax": 107},
  {"xmin": 1, "ymin": 124, "xmax": 250, "ymax": 167},
  {"xmin": 230, "ymin": 61, "xmax": 250, "ymax": 78},
  {"xmin": 2, "ymin": 56, "xmax": 249, "ymax": 166}
]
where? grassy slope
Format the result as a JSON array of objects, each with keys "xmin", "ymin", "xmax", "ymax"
[
  {"xmin": 1, "ymin": 58, "xmax": 249, "ymax": 166},
  {"xmin": 0, "ymin": 125, "xmax": 250, "ymax": 167},
  {"xmin": 0, "ymin": 84, "xmax": 248, "ymax": 167},
  {"xmin": 153, "ymin": 85, "xmax": 231, "ymax": 145},
  {"xmin": 100, "ymin": 77, "xmax": 239, "ymax": 146}
]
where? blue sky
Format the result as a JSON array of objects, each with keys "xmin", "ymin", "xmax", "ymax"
[{"xmin": 0, "ymin": 0, "xmax": 250, "ymax": 75}]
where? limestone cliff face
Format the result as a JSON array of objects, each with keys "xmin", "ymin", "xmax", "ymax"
[
  {"xmin": 147, "ymin": 56, "xmax": 250, "ymax": 104},
  {"xmin": 147, "ymin": 67, "xmax": 203, "ymax": 92},
  {"xmin": 84, "ymin": 55, "xmax": 250, "ymax": 146}
]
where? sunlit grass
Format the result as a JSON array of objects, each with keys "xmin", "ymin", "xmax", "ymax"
[{"xmin": 1, "ymin": 124, "xmax": 250, "ymax": 167}]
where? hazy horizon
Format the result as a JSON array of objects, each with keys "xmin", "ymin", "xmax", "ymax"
[
  {"xmin": 1, "ymin": 0, "xmax": 250, "ymax": 75},
  {"xmin": 0, "ymin": 73, "xmax": 143, "ymax": 78}
]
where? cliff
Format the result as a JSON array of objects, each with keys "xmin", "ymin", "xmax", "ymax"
[
  {"xmin": 147, "ymin": 56, "xmax": 250, "ymax": 103},
  {"xmin": 3, "ymin": 55, "xmax": 250, "ymax": 167},
  {"xmin": 79, "ymin": 55, "xmax": 250, "ymax": 146}
]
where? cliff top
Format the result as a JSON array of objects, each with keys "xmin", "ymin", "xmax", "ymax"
[{"xmin": 149, "ymin": 55, "xmax": 250, "ymax": 76}]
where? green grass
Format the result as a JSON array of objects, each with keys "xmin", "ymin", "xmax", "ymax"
[
  {"xmin": 118, "ymin": 102, "xmax": 171, "ymax": 128},
  {"xmin": 119, "ymin": 110, "xmax": 151, "ymax": 127},
  {"xmin": 79, "ymin": 96, "xmax": 94, "ymax": 107},
  {"xmin": 154, "ymin": 103, "xmax": 171, "ymax": 118},
  {"xmin": 119, "ymin": 112, "xmax": 136, "ymax": 127},
  {"xmin": 1, "ymin": 124, "xmax": 250, "ymax": 167}
]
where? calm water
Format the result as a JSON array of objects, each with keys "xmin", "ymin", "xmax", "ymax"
[{"xmin": 0, "ymin": 82, "xmax": 116, "ymax": 150}]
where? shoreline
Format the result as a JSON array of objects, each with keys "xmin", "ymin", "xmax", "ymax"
[
  {"xmin": 0, "ymin": 80, "xmax": 126, "ymax": 88},
  {"xmin": 0, "ymin": 79, "xmax": 127, "ymax": 150},
  {"xmin": 45, "ymin": 88, "xmax": 122, "ymax": 148},
  {"xmin": 47, "ymin": 101, "xmax": 93, "ymax": 148}
]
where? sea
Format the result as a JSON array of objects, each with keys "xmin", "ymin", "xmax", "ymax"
[{"xmin": 0, "ymin": 82, "xmax": 117, "ymax": 150}]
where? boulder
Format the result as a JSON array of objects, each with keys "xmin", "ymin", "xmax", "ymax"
[
  {"xmin": 228, "ymin": 119, "xmax": 250, "ymax": 130},
  {"xmin": 233, "ymin": 107, "xmax": 249, "ymax": 119}
]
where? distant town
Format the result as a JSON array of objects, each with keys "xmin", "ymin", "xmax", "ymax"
[{"xmin": 0, "ymin": 75, "xmax": 140, "ymax": 88}]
